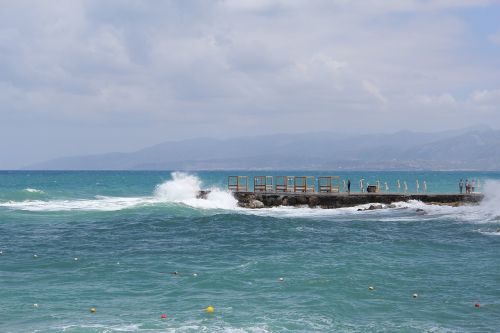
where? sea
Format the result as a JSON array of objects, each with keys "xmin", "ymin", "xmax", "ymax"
[{"xmin": 0, "ymin": 170, "xmax": 499, "ymax": 333}]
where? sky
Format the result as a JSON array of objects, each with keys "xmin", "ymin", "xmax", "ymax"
[{"xmin": 1, "ymin": 0, "xmax": 500, "ymax": 168}]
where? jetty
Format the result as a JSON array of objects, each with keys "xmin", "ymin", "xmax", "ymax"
[{"xmin": 205, "ymin": 175, "xmax": 484, "ymax": 208}]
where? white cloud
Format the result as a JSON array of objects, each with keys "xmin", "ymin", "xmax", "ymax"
[
  {"xmin": 488, "ymin": 31, "xmax": 500, "ymax": 45},
  {"xmin": 0, "ymin": 0, "xmax": 499, "ymax": 167},
  {"xmin": 416, "ymin": 93, "xmax": 457, "ymax": 106},
  {"xmin": 469, "ymin": 89, "xmax": 500, "ymax": 104},
  {"xmin": 362, "ymin": 80, "xmax": 387, "ymax": 104}
]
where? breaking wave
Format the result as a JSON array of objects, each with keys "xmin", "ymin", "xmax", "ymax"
[
  {"xmin": 154, "ymin": 172, "xmax": 238, "ymax": 209},
  {"xmin": 0, "ymin": 172, "xmax": 237, "ymax": 212},
  {"xmin": 1, "ymin": 176, "xmax": 499, "ymax": 224}
]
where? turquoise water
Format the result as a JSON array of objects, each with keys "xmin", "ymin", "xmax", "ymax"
[{"xmin": 0, "ymin": 171, "xmax": 499, "ymax": 332}]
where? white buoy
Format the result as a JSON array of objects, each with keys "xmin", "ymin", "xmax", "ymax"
[
  {"xmin": 193, "ymin": 273, "xmax": 198, "ymax": 277},
  {"xmin": 368, "ymin": 286, "xmax": 374, "ymax": 291},
  {"xmin": 33, "ymin": 303, "xmax": 39, "ymax": 308},
  {"xmin": 0, "ymin": 250, "xmax": 3, "ymax": 255},
  {"xmin": 74, "ymin": 257, "xmax": 78, "ymax": 261},
  {"xmin": 278, "ymin": 277, "xmax": 284, "ymax": 282},
  {"xmin": 33, "ymin": 254, "xmax": 38, "ymax": 258},
  {"xmin": 412, "ymin": 293, "xmax": 418, "ymax": 298}
]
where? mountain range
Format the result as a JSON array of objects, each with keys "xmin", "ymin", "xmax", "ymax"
[{"xmin": 25, "ymin": 126, "xmax": 500, "ymax": 171}]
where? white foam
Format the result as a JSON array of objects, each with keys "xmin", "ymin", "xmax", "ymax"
[
  {"xmin": 23, "ymin": 188, "xmax": 44, "ymax": 194},
  {"xmin": 478, "ymin": 180, "xmax": 500, "ymax": 221},
  {"xmin": 0, "ymin": 196, "xmax": 156, "ymax": 212},
  {"xmin": 0, "ymin": 172, "xmax": 237, "ymax": 212},
  {"xmin": 154, "ymin": 172, "xmax": 202, "ymax": 201},
  {"xmin": 154, "ymin": 172, "xmax": 238, "ymax": 209},
  {"xmin": 3, "ymin": 176, "xmax": 500, "ymax": 221}
]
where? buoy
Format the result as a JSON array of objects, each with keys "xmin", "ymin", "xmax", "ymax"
[
  {"xmin": 33, "ymin": 254, "xmax": 38, "ymax": 258},
  {"xmin": 90, "ymin": 307, "xmax": 96, "ymax": 313},
  {"xmin": 278, "ymin": 277, "xmax": 284, "ymax": 282},
  {"xmin": 206, "ymin": 305, "xmax": 215, "ymax": 313},
  {"xmin": 74, "ymin": 257, "xmax": 78, "ymax": 261},
  {"xmin": 193, "ymin": 273, "xmax": 198, "ymax": 277},
  {"xmin": 160, "ymin": 313, "xmax": 167, "ymax": 319},
  {"xmin": 171, "ymin": 271, "xmax": 178, "ymax": 275},
  {"xmin": 475, "ymin": 303, "xmax": 480, "ymax": 308},
  {"xmin": 117, "ymin": 262, "xmax": 120, "ymax": 265},
  {"xmin": 33, "ymin": 303, "xmax": 39, "ymax": 308},
  {"xmin": 412, "ymin": 293, "xmax": 418, "ymax": 298},
  {"xmin": 0, "ymin": 250, "xmax": 3, "ymax": 255},
  {"xmin": 368, "ymin": 286, "xmax": 374, "ymax": 291}
]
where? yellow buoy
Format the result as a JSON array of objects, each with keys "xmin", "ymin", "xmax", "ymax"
[
  {"xmin": 90, "ymin": 307, "xmax": 96, "ymax": 313},
  {"xmin": 206, "ymin": 305, "xmax": 215, "ymax": 313}
]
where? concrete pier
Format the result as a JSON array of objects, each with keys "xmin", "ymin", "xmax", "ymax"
[{"xmin": 230, "ymin": 192, "xmax": 483, "ymax": 209}]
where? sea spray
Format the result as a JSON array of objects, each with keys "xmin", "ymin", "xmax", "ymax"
[
  {"xmin": 0, "ymin": 172, "xmax": 238, "ymax": 211},
  {"xmin": 154, "ymin": 172, "xmax": 202, "ymax": 202},
  {"xmin": 155, "ymin": 172, "xmax": 238, "ymax": 209},
  {"xmin": 479, "ymin": 179, "xmax": 500, "ymax": 221}
]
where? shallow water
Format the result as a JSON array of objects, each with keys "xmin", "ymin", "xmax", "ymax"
[{"xmin": 0, "ymin": 171, "xmax": 499, "ymax": 332}]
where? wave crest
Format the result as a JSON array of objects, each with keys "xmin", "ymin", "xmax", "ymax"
[{"xmin": 0, "ymin": 172, "xmax": 237, "ymax": 212}]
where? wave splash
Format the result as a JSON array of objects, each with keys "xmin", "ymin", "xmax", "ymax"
[
  {"xmin": 1, "ymin": 176, "xmax": 499, "ymax": 221},
  {"xmin": 478, "ymin": 180, "xmax": 500, "ymax": 221},
  {"xmin": 0, "ymin": 172, "xmax": 237, "ymax": 212},
  {"xmin": 154, "ymin": 172, "xmax": 238, "ymax": 209}
]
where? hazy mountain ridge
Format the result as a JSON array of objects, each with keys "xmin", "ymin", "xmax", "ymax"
[{"xmin": 24, "ymin": 127, "xmax": 500, "ymax": 170}]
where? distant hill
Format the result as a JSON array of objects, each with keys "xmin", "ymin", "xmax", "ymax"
[{"xmin": 24, "ymin": 127, "xmax": 500, "ymax": 170}]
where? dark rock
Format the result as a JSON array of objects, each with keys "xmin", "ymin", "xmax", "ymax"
[
  {"xmin": 308, "ymin": 196, "xmax": 320, "ymax": 207},
  {"xmin": 247, "ymin": 200, "xmax": 264, "ymax": 209},
  {"xmin": 368, "ymin": 204, "xmax": 383, "ymax": 210}
]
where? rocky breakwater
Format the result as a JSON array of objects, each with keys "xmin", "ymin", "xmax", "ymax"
[{"xmin": 232, "ymin": 192, "xmax": 483, "ymax": 209}]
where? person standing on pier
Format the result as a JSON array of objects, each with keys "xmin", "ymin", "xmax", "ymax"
[
  {"xmin": 459, "ymin": 179, "xmax": 464, "ymax": 194},
  {"xmin": 347, "ymin": 179, "xmax": 351, "ymax": 194},
  {"xmin": 360, "ymin": 179, "xmax": 364, "ymax": 193}
]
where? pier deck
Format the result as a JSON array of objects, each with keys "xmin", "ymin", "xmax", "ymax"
[{"xmin": 230, "ymin": 192, "xmax": 483, "ymax": 209}]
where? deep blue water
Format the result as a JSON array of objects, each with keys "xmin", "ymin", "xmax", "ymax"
[{"xmin": 0, "ymin": 171, "xmax": 499, "ymax": 332}]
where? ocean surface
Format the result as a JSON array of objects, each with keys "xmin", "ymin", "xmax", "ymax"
[{"xmin": 0, "ymin": 171, "xmax": 499, "ymax": 333}]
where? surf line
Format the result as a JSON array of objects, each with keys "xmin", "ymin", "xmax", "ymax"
[{"xmin": 197, "ymin": 175, "xmax": 484, "ymax": 209}]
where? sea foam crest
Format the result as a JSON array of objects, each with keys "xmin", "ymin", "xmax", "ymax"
[
  {"xmin": 0, "ymin": 172, "xmax": 237, "ymax": 212},
  {"xmin": 23, "ymin": 188, "xmax": 44, "ymax": 194},
  {"xmin": 155, "ymin": 172, "xmax": 238, "ymax": 209}
]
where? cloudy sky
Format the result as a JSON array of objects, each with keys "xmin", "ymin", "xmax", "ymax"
[{"xmin": 1, "ymin": 0, "xmax": 499, "ymax": 168}]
